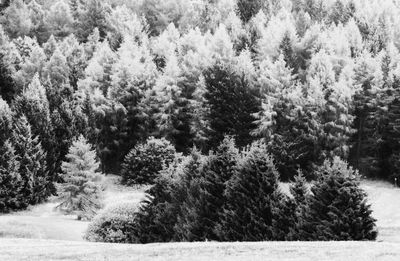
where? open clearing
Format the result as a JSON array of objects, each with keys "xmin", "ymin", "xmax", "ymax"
[{"xmin": 1, "ymin": 177, "xmax": 400, "ymax": 260}]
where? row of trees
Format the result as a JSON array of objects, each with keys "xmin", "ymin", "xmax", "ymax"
[{"xmin": 86, "ymin": 137, "xmax": 377, "ymax": 243}]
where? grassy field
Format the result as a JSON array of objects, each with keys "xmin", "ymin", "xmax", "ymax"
[
  {"xmin": 0, "ymin": 175, "xmax": 148, "ymax": 241},
  {"xmin": 1, "ymin": 177, "xmax": 400, "ymax": 260},
  {"xmin": 1, "ymin": 239, "xmax": 400, "ymax": 261}
]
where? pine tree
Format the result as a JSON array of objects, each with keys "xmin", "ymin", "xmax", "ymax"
[
  {"xmin": 236, "ymin": 0, "xmax": 264, "ymax": 23},
  {"xmin": 0, "ymin": 97, "xmax": 13, "ymax": 142},
  {"xmin": 173, "ymin": 148, "xmax": 205, "ymax": 241},
  {"xmin": 0, "ymin": 53, "xmax": 16, "ymax": 102},
  {"xmin": 216, "ymin": 141, "xmax": 282, "ymax": 241},
  {"xmin": 350, "ymin": 52, "xmax": 384, "ymax": 177},
  {"xmin": 204, "ymin": 63, "xmax": 260, "ymax": 149},
  {"xmin": 382, "ymin": 79, "xmax": 400, "ymax": 179},
  {"xmin": 57, "ymin": 135, "xmax": 104, "ymax": 220},
  {"xmin": 151, "ymin": 55, "xmax": 192, "ymax": 152},
  {"xmin": 285, "ymin": 170, "xmax": 309, "ymax": 240},
  {"xmin": 0, "ymin": 140, "xmax": 23, "ymax": 212},
  {"xmin": 12, "ymin": 115, "xmax": 49, "ymax": 206},
  {"xmin": 132, "ymin": 155, "xmax": 185, "ymax": 243},
  {"xmin": 174, "ymin": 136, "xmax": 239, "ymax": 241},
  {"xmin": 298, "ymin": 157, "xmax": 377, "ymax": 241},
  {"xmin": 74, "ymin": 0, "xmax": 110, "ymax": 41}
]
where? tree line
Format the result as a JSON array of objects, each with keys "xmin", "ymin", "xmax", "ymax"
[{"xmin": 1, "ymin": 0, "xmax": 400, "ymax": 212}]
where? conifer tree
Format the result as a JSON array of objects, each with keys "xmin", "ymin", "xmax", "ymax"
[
  {"xmin": 204, "ymin": 63, "xmax": 260, "ymax": 149},
  {"xmin": 0, "ymin": 53, "xmax": 16, "ymax": 102},
  {"xmin": 173, "ymin": 148, "xmax": 205, "ymax": 241},
  {"xmin": 0, "ymin": 140, "xmax": 22, "ymax": 212},
  {"xmin": 298, "ymin": 157, "xmax": 377, "ymax": 241},
  {"xmin": 216, "ymin": 141, "xmax": 282, "ymax": 241},
  {"xmin": 132, "ymin": 155, "xmax": 185, "ymax": 243},
  {"xmin": 285, "ymin": 170, "xmax": 309, "ymax": 240},
  {"xmin": 0, "ymin": 97, "xmax": 13, "ymax": 141},
  {"xmin": 175, "ymin": 136, "xmax": 239, "ymax": 241},
  {"xmin": 57, "ymin": 135, "xmax": 104, "ymax": 220},
  {"xmin": 12, "ymin": 115, "xmax": 49, "ymax": 205},
  {"xmin": 236, "ymin": 0, "xmax": 264, "ymax": 23}
]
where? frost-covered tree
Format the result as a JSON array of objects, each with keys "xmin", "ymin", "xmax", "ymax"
[
  {"xmin": 74, "ymin": 0, "xmax": 111, "ymax": 41},
  {"xmin": 79, "ymin": 40, "xmax": 116, "ymax": 95},
  {"xmin": 45, "ymin": 0, "xmax": 74, "ymax": 38},
  {"xmin": 13, "ymin": 42, "xmax": 46, "ymax": 88},
  {"xmin": 1, "ymin": 0, "xmax": 32, "ymax": 38},
  {"xmin": 57, "ymin": 135, "xmax": 104, "ymax": 220}
]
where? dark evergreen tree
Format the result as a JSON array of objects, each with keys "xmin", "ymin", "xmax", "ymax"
[
  {"xmin": 381, "ymin": 79, "xmax": 400, "ymax": 179},
  {"xmin": 0, "ymin": 97, "xmax": 12, "ymax": 142},
  {"xmin": 236, "ymin": 0, "xmax": 263, "ymax": 23},
  {"xmin": 204, "ymin": 64, "xmax": 260, "ymax": 150},
  {"xmin": 74, "ymin": 0, "xmax": 110, "ymax": 41},
  {"xmin": 174, "ymin": 136, "xmax": 239, "ymax": 241},
  {"xmin": 0, "ymin": 54, "xmax": 15, "ymax": 102},
  {"xmin": 132, "ymin": 156, "xmax": 184, "ymax": 243},
  {"xmin": 285, "ymin": 170, "xmax": 309, "ymax": 240},
  {"xmin": 216, "ymin": 141, "xmax": 282, "ymax": 241},
  {"xmin": 0, "ymin": 140, "xmax": 23, "ymax": 212},
  {"xmin": 279, "ymin": 32, "xmax": 299, "ymax": 75},
  {"xmin": 173, "ymin": 148, "xmax": 205, "ymax": 241},
  {"xmin": 298, "ymin": 157, "xmax": 378, "ymax": 240},
  {"xmin": 12, "ymin": 116, "xmax": 50, "ymax": 206}
]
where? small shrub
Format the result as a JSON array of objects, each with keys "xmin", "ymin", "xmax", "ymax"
[
  {"xmin": 121, "ymin": 137, "xmax": 176, "ymax": 185},
  {"xmin": 85, "ymin": 202, "xmax": 139, "ymax": 243}
]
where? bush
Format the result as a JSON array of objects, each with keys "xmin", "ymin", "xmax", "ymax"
[
  {"xmin": 121, "ymin": 137, "xmax": 176, "ymax": 185},
  {"xmin": 298, "ymin": 157, "xmax": 378, "ymax": 241},
  {"xmin": 85, "ymin": 202, "xmax": 139, "ymax": 243}
]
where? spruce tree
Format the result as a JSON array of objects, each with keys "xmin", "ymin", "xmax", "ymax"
[
  {"xmin": 216, "ymin": 141, "xmax": 282, "ymax": 241},
  {"xmin": 12, "ymin": 115, "xmax": 49, "ymax": 206},
  {"xmin": 0, "ymin": 97, "xmax": 12, "ymax": 142},
  {"xmin": 173, "ymin": 148, "xmax": 205, "ymax": 241},
  {"xmin": 299, "ymin": 157, "xmax": 377, "ymax": 241},
  {"xmin": 132, "ymin": 156, "xmax": 185, "ymax": 243},
  {"xmin": 204, "ymin": 63, "xmax": 260, "ymax": 149},
  {"xmin": 174, "ymin": 136, "xmax": 239, "ymax": 241},
  {"xmin": 236, "ymin": 0, "xmax": 264, "ymax": 23},
  {"xmin": 285, "ymin": 170, "xmax": 309, "ymax": 240},
  {"xmin": 57, "ymin": 135, "xmax": 104, "ymax": 220},
  {"xmin": 0, "ymin": 140, "xmax": 23, "ymax": 212}
]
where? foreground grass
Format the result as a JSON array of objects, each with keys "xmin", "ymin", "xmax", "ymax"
[
  {"xmin": 1, "ymin": 238, "xmax": 400, "ymax": 261},
  {"xmin": 0, "ymin": 175, "xmax": 147, "ymax": 241}
]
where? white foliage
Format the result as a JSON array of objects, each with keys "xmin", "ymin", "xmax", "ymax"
[{"xmin": 257, "ymin": 9, "xmax": 298, "ymax": 61}]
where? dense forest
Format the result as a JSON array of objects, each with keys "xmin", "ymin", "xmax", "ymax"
[{"xmin": 0, "ymin": 0, "xmax": 397, "ymax": 241}]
